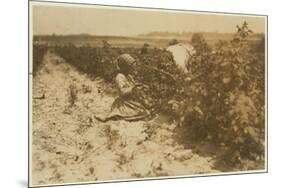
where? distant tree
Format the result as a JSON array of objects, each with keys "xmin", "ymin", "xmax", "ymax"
[
  {"xmin": 191, "ymin": 33, "xmax": 204, "ymax": 45},
  {"xmin": 102, "ymin": 40, "xmax": 111, "ymax": 52},
  {"xmin": 169, "ymin": 39, "xmax": 179, "ymax": 46},
  {"xmin": 141, "ymin": 43, "xmax": 150, "ymax": 54},
  {"xmin": 191, "ymin": 33, "xmax": 211, "ymax": 55}
]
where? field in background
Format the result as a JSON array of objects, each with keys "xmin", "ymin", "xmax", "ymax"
[{"xmin": 33, "ymin": 32, "xmax": 263, "ymax": 48}]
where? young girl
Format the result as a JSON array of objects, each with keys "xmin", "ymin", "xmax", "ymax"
[{"xmin": 95, "ymin": 54, "xmax": 151, "ymax": 122}]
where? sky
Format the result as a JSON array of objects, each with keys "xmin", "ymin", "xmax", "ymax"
[{"xmin": 31, "ymin": 3, "xmax": 266, "ymax": 36}]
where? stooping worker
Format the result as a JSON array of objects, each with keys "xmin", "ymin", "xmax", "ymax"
[
  {"xmin": 166, "ymin": 43, "xmax": 196, "ymax": 74},
  {"xmin": 95, "ymin": 54, "xmax": 151, "ymax": 122}
]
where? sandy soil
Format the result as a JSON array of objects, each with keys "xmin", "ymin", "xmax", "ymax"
[{"xmin": 31, "ymin": 51, "xmax": 219, "ymax": 186}]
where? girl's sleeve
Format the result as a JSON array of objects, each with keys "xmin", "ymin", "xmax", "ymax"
[{"xmin": 115, "ymin": 74, "xmax": 134, "ymax": 96}]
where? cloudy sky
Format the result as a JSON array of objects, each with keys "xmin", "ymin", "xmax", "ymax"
[{"xmin": 32, "ymin": 3, "xmax": 266, "ymax": 36}]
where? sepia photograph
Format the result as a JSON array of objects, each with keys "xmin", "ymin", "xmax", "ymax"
[{"xmin": 29, "ymin": 1, "xmax": 267, "ymax": 187}]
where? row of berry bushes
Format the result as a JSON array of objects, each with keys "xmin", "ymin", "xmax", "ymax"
[{"xmin": 33, "ymin": 44, "xmax": 48, "ymax": 75}]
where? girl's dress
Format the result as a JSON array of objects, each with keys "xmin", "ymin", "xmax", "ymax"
[{"xmin": 107, "ymin": 73, "xmax": 150, "ymax": 121}]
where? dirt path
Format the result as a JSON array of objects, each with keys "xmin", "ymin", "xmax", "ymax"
[{"xmin": 31, "ymin": 51, "xmax": 219, "ymax": 186}]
